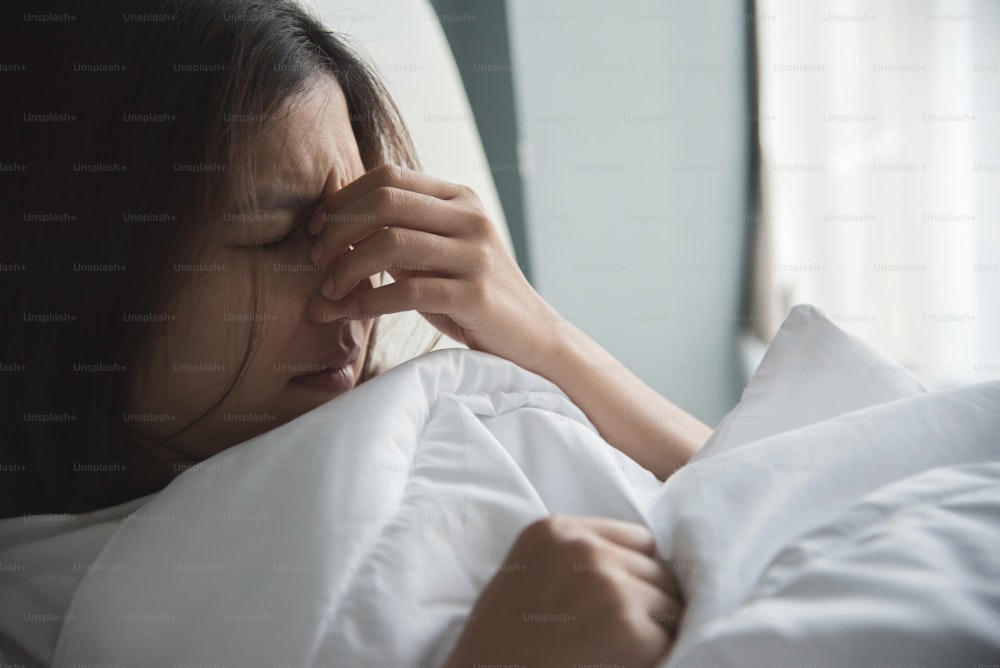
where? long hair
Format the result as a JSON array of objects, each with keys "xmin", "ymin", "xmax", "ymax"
[{"xmin": 1, "ymin": 0, "xmax": 421, "ymax": 515}]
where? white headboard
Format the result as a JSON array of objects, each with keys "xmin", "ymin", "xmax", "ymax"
[{"xmin": 302, "ymin": 0, "xmax": 512, "ymax": 250}]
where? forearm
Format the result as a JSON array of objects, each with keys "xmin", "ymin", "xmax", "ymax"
[{"xmin": 523, "ymin": 319, "xmax": 712, "ymax": 482}]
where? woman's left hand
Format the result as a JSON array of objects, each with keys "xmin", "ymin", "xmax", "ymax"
[{"xmin": 306, "ymin": 163, "xmax": 563, "ymax": 373}]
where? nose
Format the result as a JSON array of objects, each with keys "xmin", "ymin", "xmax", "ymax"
[{"xmin": 303, "ymin": 272, "xmax": 379, "ymax": 325}]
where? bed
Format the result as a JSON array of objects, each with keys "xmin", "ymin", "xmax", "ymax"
[
  {"xmin": 2, "ymin": 305, "xmax": 997, "ymax": 666},
  {"xmin": 2, "ymin": 1, "xmax": 998, "ymax": 664}
]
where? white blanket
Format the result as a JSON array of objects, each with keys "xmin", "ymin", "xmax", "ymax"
[
  {"xmin": 2, "ymin": 306, "xmax": 998, "ymax": 667},
  {"xmin": 655, "ymin": 306, "xmax": 1000, "ymax": 666},
  {"xmin": 50, "ymin": 347, "xmax": 664, "ymax": 667}
]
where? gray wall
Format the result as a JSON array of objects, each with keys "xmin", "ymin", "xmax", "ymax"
[
  {"xmin": 506, "ymin": 1, "xmax": 752, "ymax": 424},
  {"xmin": 428, "ymin": 0, "xmax": 531, "ymax": 280}
]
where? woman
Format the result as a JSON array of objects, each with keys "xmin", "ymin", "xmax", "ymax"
[{"xmin": 2, "ymin": 1, "xmax": 710, "ymax": 665}]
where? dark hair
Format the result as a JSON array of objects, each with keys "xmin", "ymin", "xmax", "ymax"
[{"xmin": 1, "ymin": 0, "xmax": 421, "ymax": 516}]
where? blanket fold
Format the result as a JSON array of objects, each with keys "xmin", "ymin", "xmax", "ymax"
[{"xmin": 51, "ymin": 349, "xmax": 661, "ymax": 667}]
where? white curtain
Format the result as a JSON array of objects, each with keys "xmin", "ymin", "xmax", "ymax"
[{"xmin": 753, "ymin": 0, "xmax": 1000, "ymax": 387}]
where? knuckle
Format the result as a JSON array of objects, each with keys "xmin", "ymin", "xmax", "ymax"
[
  {"xmin": 632, "ymin": 530, "xmax": 657, "ymax": 557},
  {"xmin": 371, "ymin": 186, "xmax": 392, "ymax": 209},
  {"xmin": 456, "ymin": 183, "xmax": 478, "ymax": 201},
  {"xmin": 522, "ymin": 514, "xmax": 569, "ymax": 545},
  {"xmin": 376, "ymin": 162, "xmax": 405, "ymax": 185},
  {"xmin": 382, "ymin": 226, "xmax": 408, "ymax": 250},
  {"xmin": 544, "ymin": 513, "xmax": 577, "ymax": 539},
  {"xmin": 588, "ymin": 567, "xmax": 626, "ymax": 604},
  {"xmin": 467, "ymin": 210, "xmax": 493, "ymax": 236},
  {"xmin": 521, "ymin": 516, "xmax": 550, "ymax": 539},
  {"xmin": 592, "ymin": 565, "xmax": 626, "ymax": 598},
  {"xmin": 469, "ymin": 243, "xmax": 492, "ymax": 270},
  {"xmin": 465, "ymin": 278, "xmax": 491, "ymax": 306},
  {"xmin": 401, "ymin": 279, "xmax": 423, "ymax": 303},
  {"xmin": 562, "ymin": 534, "xmax": 602, "ymax": 566},
  {"xmin": 621, "ymin": 607, "xmax": 653, "ymax": 640},
  {"xmin": 373, "ymin": 185, "xmax": 403, "ymax": 210}
]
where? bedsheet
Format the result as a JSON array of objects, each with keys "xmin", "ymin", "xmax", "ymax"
[{"xmin": 2, "ymin": 308, "xmax": 995, "ymax": 667}]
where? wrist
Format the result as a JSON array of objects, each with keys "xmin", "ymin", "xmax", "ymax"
[
  {"xmin": 518, "ymin": 304, "xmax": 583, "ymax": 376},
  {"xmin": 528, "ymin": 314, "xmax": 603, "ymax": 396}
]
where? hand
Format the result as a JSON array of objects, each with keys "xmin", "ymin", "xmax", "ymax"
[
  {"xmin": 307, "ymin": 164, "xmax": 564, "ymax": 372},
  {"xmin": 442, "ymin": 515, "xmax": 683, "ymax": 668}
]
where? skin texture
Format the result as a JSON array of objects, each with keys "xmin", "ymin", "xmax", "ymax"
[{"xmin": 128, "ymin": 76, "xmax": 376, "ymax": 468}]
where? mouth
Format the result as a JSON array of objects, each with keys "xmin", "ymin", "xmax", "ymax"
[{"xmin": 290, "ymin": 348, "xmax": 361, "ymax": 394}]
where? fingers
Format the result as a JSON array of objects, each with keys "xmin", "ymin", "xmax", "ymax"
[
  {"xmin": 627, "ymin": 576, "xmax": 684, "ymax": 638},
  {"xmin": 308, "ymin": 190, "xmax": 477, "ymax": 267},
  {"xmin": 307, "ymin": 163, "xmax": 490, "ymax": 268},
  {"xmin": 527, "ymin": 515, "xmax": 683, "ymax": 607},
  {"xmin": 351, "ymin": 277, "xmax": 464, "ymax": 319},
  {"xmin": 318, "ymin": 227, "xmax": 473, "ymax": 301},
  {"xmin": 569, "ymin": 515, "xmax": 659, "ymax": 557},
  {"xmin": 571, "ymin": 518, "xmax": 684, "ymax": 600},
  {"xmin": 307, "ymin": 163, "xmax": 465, "ymax": 235},
  {"xmin": 305, "ymin": 273, "xmax": 379, "ymax": 324},
  {"xmin": 599, "ymin": 541, "xmax": 681, "ymax": 600},
  {"xmin": 497, "ymin": 514, "xmax": 683, "ymax": 667}
]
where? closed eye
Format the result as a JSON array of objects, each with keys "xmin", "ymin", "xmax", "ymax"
[
  {"xmin": 252, "ymin": 225, "xmax": 305, "ymax": 252},
  {"xmin": 254, "ymin": 231, "xmax": 295, "ymax": 252}
]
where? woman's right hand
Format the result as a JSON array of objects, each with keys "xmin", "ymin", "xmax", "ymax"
[{"xmin": 442, "ymin": 514, "xmax": 682, "ymax": 668}]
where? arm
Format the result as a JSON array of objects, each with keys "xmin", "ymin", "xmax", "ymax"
[
  {"xmin": 521, "ymin": 318, "xmax": 711, "ymax": 481},
  {"xmin": 306, "ymin": 164, "xmax": 711, "ymax": 480}
]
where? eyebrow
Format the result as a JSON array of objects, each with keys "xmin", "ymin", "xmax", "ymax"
[{"xmin": 254, "ymin": 190, "xmax": 322, "ymax": 215}]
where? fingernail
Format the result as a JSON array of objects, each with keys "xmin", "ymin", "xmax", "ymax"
[
  {"xmin": 309, "ymin": 242, "xmax": 324, "ymax": 266},
  {"xmin": 307, "ymin": 211, "xmax": 325, "ymax": 236},
  {"xmin": 321, "ymin": 276, "xmax": 336, "ymax": 298}
]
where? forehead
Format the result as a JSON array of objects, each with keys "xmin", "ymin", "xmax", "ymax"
[{"xmin": 251, "ymin": 74, "xmax": 362, "ymax": 200}]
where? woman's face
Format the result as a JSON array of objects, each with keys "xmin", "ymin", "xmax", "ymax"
[{"xmin": 128, "ymin": 75, "xmax": 376, "ymax": 465}]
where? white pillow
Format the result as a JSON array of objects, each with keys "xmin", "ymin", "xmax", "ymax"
[
  {"xmin": 650, "ymin": 305, "xmax": 1000, "ymax": 667},
  {"xmin": 695, "ymin": 304, "xmax": 926, "ymax": 461},
  {"xmin": 679, "ymin": 462, "xmax": 1000, "ymax": 668}
]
